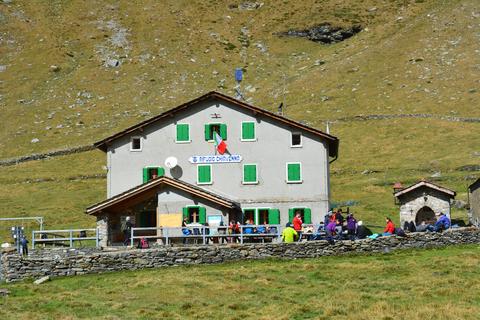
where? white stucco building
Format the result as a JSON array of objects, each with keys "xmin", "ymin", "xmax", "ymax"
[{"xmin": 86, "ymin": 91, "xmax": 339, "ymax": 246}]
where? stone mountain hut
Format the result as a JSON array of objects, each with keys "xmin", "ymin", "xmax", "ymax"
[
  {"xmin": 468, "ymin": 178, "xmax": 480, "ymax": 227},
  {"xmin": 393, "ymin": 180, "xmax": 456, "ymax": 227}
]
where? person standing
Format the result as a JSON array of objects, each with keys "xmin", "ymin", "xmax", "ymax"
[
  {"xmin": 346, "ymin": 214, "xmax": 357, "ymax": 240},
  {"xmin": 281, "ymin": 223, "xmax": 298, "ymax": 243},
  {"xmin": 122, "ymin": 216, "xmax": 133, "ymax": 246},
  {"xmin": 20, "ymin": 235, "xmax": 29, "ymax": 256},
  {"xmin": 292, "ymin": 210, "xmax": 303, "ymax": 241}
]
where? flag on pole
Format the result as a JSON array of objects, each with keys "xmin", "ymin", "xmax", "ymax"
[{"xmin": 214, "ymin": 132, "xmax": 227, "ymax": 155}]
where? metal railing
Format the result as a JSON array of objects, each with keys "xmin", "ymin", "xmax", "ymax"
[
  {"xmin": 32, "ymin": 228, "xmax": 99, "ymax": 249},
  {"xmin": 130, "ymin": 224, "xmax": 284, "ymax": 246}
]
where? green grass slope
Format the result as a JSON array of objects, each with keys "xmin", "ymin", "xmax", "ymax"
[
  {"xmin": 0, "ymin": 0, "xmax": 478, "ymax": 234},
  {"xmin": 1, "ymin": 245, "xmax": 479, "ymax": 319}
]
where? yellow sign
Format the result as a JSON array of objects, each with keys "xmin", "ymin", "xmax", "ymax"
[{"xmin": 158, "ymin": 213, "xmax": 182, "ymax": 227}]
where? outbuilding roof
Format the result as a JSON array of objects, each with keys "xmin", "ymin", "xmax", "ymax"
[
  {"xmin": 469, "ymin": 178, "xmax": 480, "ymax": 192},
  {"xmin": 393, "ymin": 180, "xmax": 456, "ymax": 198},
  {"xmin": 86, "ymin": 176, "xmax": 240, "ymax": 216},
  {"xmin": 93, "ymin": 91, "xmax": 339, "ymax": 157}
]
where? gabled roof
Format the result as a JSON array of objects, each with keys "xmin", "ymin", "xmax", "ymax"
[
  {"xmin": 86, "ymin": 176, "xmax": 240, "ymax": 216},
  {"xmin": 93, "ymin": 91, "xmax": 339, "ymax": 157},
  {"xmin": 393, "ymin": 180, "xmax": 456, "ymax": 198},
  {"xmin": 469, "ymin": 178, "xmax": 480, "ymax": 192}
]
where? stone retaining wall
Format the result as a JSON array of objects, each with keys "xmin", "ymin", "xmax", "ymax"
[{"xmin": 1, "ymin": 228, "xmax": 479, "ymax": 282}]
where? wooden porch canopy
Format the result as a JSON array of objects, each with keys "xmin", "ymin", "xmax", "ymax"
[
  {"xmin": 394, "ymin": 180, "xmax": 456, "ymax": 199},
  {"xmin": 86, "ymin": 176, "xmax": 240, "ymax": 216}
]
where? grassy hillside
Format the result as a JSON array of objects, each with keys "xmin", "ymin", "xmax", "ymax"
[
  {"xmin": 1, "ymin": 245, "xmax": 480, "ymax": 319},
  {"xmin": 0, "ymin": 0, "xmax": 478, "ymax": 235}
]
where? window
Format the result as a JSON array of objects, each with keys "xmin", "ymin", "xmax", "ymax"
[
  {"xmin": 243, "ymin": 208, "xmax": 280, "ymax": 225},
  {"xmin": 286, "ymin": 163, "xmax": 302, "ymax": 183},
  {"xmin": 241, "ymin": 121, "xmax": 256, "ymax": 141},
  {"xmin": 242, "ymin": 209, "xmax": 256, "ymax": 224},
  {"xmin": 182, "ymin": 206, "xmax": 206, "ymax": 224},
  {"xmin": 242, "ymin": 164, "xmax": 258, "ymax": 184},
  {"xmin": 204, "ymin": 123, "xmax": 227, "ymax": 141},
  {"xmin": 176, "ymin": 123, "xmax": 190, "ymax": 143},
  {"xmin": 142, "ymin": 167, "xmax": 165, "ymax": 183},
  {"xmin": 288, "ymin": 208, "xmax": 312, "ymax": 224},
  {"xmin": 291, "ymin": 133, "xmax": 302, "ymax": 147},
  {"xmin": 197, "ymin": 165, "xmax": 212, "ymax": 184},
  {"xmin": 130, "ymin": 136, "xmax": 142, "ymax": 151}
]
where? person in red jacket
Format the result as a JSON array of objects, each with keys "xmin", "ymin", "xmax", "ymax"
[
  {"xmin": 292, "ymin": 210, "xmax": 303, "ymax": 241},
  {"xmin": 383, "ymin": 217, "xmax": 395, "ymax": 236}
]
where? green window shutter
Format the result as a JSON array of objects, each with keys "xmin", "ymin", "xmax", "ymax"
[
  {"xmin": 220, "ymin": 124, "xmax": 227, "ymax": 140},
  {"xmin": 287, "ymin": 163, "xmax": 301, "ymax": 182},
  {"xmin": 242, "ymin": 122, "xmax": 255, "ymax": 140},
  {"xmin": 199, "ymin": 207, "xmax": 206, "ymax": 224},
  {"xmin": 182, "ymin": 207, "xmax": 189, "ymax": 223},
  {"xmin": 304, "ymin": 208, "xmax": 312, "ymax": 224},
  {"xmin": 176, "ymin": 124, "xmax": 189, "ymax": 142},
  {"xmin": 142, "ymin": 168, "xmax": 149, "ymax": 183},
  {"xmin": 268, "ymin": 209, "xmax": 280, "ymax": 225},
  {"xmin": 204, "ymin": 124, "xmax": 212, "ymax": 141},
  {"xmin": 157, "ymin": 167, "xmax": 165, "ymax": 177},
  {"xmin": 288, "ymin": 208, "xmax": 295, "ymax": 223},
  {"xmin": 198, "ymin": 165, "xmax": 211, "ymax": 184},
  {"xmin": 243, "ymin": 164, "xmax": 257, "ymax": 183}
]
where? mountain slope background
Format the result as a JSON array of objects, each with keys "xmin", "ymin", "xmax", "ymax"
[{"xmin": 0, "ymin": 0, "xmax": 478, "ymax": 233}]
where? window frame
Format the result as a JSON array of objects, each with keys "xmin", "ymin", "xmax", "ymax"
[
  {"xmin": 256, "ymin": 207, "xmax": 271, "ymax": 225},
  {"xmin": 143, "ymin": 166, "xmax": 165, "ymax": 183},
  {"xmin": 241, "ymin": 121, "xmax": 256, "ymax": 142},
  {"xmin": 242, "ymin": 163, "xmax": 258, "ymax": 185},
  {"xmin": 242, "ymin": 208, "xmax": 258, "ymax": 225},
  {"xmin": 205, "ymin": 123, "xmax": 227, "ymax": 142},
  {"xmin": 197, "ymin": 164, "xmax": 213, "ymax": 185},
  {"xmin": 286, "ymin": 162, "xmax": 303, "ymax": 183},
  {"xmin": 130, "ymin": 136, "xmax": 142, "ymax": 152},
  {"xmin": 290, "ymin": 132, "xmax": 302, "ymax": 148},
  {"xmin": 175, "ymin": 123, "xmax": 191, "ymax": 143}
]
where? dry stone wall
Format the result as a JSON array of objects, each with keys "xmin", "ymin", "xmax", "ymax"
[{"xmin": 1, "ymin": 228, "xmax": 479, "ymax": 283}]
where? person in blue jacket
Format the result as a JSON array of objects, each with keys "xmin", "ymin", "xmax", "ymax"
[{"xmin": 434, "ymin": 212, "xmax": 451, "ymax": 232}]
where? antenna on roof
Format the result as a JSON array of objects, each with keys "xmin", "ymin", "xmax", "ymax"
[
  {"xmin": 234, "ymin": 68, "xmax": 245, "ymax": 101},
  {"xmin": 277, "ymin": 102, "xmax": 284, "ymax": 116},
  {"xmin": 326, "ymin": 121, "xmax": 330, "ymax": 134}
]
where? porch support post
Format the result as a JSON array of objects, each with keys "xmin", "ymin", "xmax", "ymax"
[{"xmin": 96, "ymin": 214, "xmax": 109, "ymax": 248}]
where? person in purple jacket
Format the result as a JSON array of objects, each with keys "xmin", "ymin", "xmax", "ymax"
[
  {"xmin": 326, "ymin": 220, "xmax": 337, "ymax": 237},
  {"xmin": 346, "ymin": 214, "xmax": 357, "ymax": 240}
]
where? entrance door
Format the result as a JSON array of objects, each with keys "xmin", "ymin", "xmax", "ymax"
[{"xmin": 415, "ymin": 206, "xmax": 436, "ymax": 225}]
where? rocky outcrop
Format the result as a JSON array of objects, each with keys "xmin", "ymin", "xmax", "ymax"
[
  {"xmin": 277, "ymin": 23, "xmax": 362, "ymax": 44},
  {"xmin": 1, "ymin": 228, "xmax": 478, "ymax": 282}
]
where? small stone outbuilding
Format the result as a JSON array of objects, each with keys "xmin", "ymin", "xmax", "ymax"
[
  {"xmin": 468, "ymin": 178, "xmax": 480, "ymax": 227},
  {"xmin": 393, "ymin": 180, "xmax": 456, "ymax": 227}
]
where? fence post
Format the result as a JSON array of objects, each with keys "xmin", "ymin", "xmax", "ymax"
[
  {"xmin": 95, "ymin": 228, "xmax": 99, "ymax": 248},
  {"xmin": 165, "ymin": 228, "xmax": 169, "ymax": 245},
  {"xmin": 69, "ymin": 230, "xmax": 73, "ymax": 248},
  {"xmin": 32, "ymin": 231, "xmax": 35, "ymax": 250},
  {"xmin": 240, "ymin": 226, "xmax": 244, "ymax": 244},
  {"xmin": 201, "ymin": 226, "xmax": 205, "ymax": 245},
  {"xmin": 130, "ymin": 228, "xmax": 134, "ymax": 247}
]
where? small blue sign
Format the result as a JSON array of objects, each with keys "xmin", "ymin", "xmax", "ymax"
[{"xmin": 235, "ymin": 68, "xmax": 243, "ymax": 82}]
